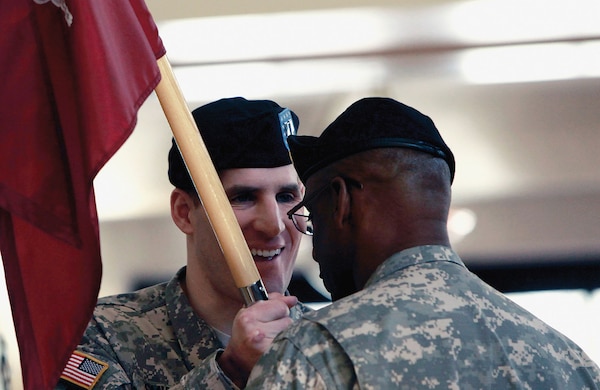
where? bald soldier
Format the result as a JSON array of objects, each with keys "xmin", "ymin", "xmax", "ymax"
[
  {"xmin": 57, "ymin": 97, "xmax": 310, "ymax": 389},
  {"xmin": 246, "ymin": 97, "xmax": 600, "ymax": 389}
]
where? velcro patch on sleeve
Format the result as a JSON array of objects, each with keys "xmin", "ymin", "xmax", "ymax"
[{"xmin": 60, "ymin": 351, "xmax": 108, "ymax": 389}]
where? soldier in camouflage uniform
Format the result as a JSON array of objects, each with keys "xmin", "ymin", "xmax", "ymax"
[
  {"xmin": 56, "ymin": 97, "xmax": 310, "ymax": 389},
  {"xmin": 246, "ymin": 97, "xmax": 600, "ymax": 389}
]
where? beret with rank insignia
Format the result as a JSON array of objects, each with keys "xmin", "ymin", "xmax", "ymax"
[{"xmin": 168, "ymin": 97, "xmax": 299, "ymax": 191}]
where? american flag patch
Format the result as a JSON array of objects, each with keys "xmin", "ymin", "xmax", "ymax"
[{"xmin": 60, "ymin": 351, "xmax": 108, "ymax": 389}]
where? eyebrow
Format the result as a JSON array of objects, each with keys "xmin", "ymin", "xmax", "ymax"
[
  {"xmin": 225, "ymin": 183, "xmax": 302, "ymax": 194},
  {"xmin": 278, "ymin": 183, "xmax": 303, "ymax": 193}
]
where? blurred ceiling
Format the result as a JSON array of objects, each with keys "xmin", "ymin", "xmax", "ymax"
[{"xmin": 94, "ymin": 0, "xmax": 600, "ymax": 294}]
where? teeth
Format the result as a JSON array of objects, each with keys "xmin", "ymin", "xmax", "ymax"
[{"xmin": 251, "ymin": 248, "xmax": 282, "ymax": 258}]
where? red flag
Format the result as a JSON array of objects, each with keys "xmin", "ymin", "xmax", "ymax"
[{"xmin": 0, "ymin": 1, "xmax": 165, "ymax": 388}]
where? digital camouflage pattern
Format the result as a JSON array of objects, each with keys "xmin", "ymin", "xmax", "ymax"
[
  {"xmin": 55, "ymin": 267, "xmax": 308, "ymax": 389},
  {"xmin": 247, "ymin": 245, "xmax": 600, "ymax": 389}
]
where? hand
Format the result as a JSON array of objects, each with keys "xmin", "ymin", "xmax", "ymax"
[{"xmin": 218, "ymin": 293, "xmax": 298, "ymax": 387}]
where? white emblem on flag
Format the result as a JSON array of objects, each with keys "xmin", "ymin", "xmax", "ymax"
[
  {"xmin": 60, "ymin": 351, "xmax": 108, "ymax": 389},
  {"xmin": 34, "ymin": 0, "xmax": 73, "ymax": 26}
]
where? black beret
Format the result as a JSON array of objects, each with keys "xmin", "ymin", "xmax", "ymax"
[
  {"xmin": 288, "ymin": 97, "xmax": 455, "ymax": 183},
  {"xmin": 168, "ymin": 97, "xmax": 299, "ymax": 190}
]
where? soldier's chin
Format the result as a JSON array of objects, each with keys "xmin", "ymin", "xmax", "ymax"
[
  {"xmin": 324, "ymin": 274, "xmax": 357, "ymax": 301},
  {"xmin": 262, "ymin": 279, "xmax": 286, "ymax": 295}
]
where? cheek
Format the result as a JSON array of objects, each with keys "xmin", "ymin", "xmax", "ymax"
[
  {"xmin": 232, "ymin": 208, "xmax": 249, "ymax": 223},
  {"xmin": 314, "ymin": 232, "xmax": 349, "ymax": 274},
  {"xmin": 311, "ymin": 216, "xmax": 332, "ymax": 249},
  {"xmin": 311, "ymin": 232, "xmax": 331, "ymax": 266},
  {"xmin": 232, "ymin": 210, "xmax": 254, "ymax": 235},
  {"xmin": 284, "ymin": 217, "xmax": 303, "ymax": 243}
]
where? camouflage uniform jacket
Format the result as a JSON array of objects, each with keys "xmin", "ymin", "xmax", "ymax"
[
  {"xmin": 56, "ymin": 267, "xmax": 308, "ymax": 389},
  {"xmin": 247, "ymin": 245, "xmax": 600, "ymax": 389}
]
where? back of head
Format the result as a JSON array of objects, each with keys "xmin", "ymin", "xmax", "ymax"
[
  {"xmin": 289, "ymin": 97, "xmax": 454, "ymax": 261},
  {"xmin": 168, "ymin": 97, "xmax": 299, "ymax": 191}
]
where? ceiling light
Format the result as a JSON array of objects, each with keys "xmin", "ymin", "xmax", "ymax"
[
  {"xmin": 173, "ymin": 59, "xmax": 386, "ymax": 103},
  {"xmin": 446, "ymin": 0, "xmax": 600, "ymax": 45},
  {"xmin": 158, "ymin": 8, "xmax": 396, "ymax": 65},
  {"xmin": 459, "ymin": 41, "xmax": 600, "ymax": 84}
]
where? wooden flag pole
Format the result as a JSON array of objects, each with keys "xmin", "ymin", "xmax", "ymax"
[{"xmin": 154, "ymin": 55, "xmax": 268, "ymax": 304}]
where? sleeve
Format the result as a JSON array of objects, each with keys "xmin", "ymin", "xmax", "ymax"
[
  {"xmin": 245, "ymin": 319, "xmax": 358, "ymax": 390},
  {"xmin": 54, "ymin": 315, "xmax": 133, "ymax": 389},
  {"xmin": 245, "ymin": 338, "xmax": 328, "ymax": 390},
  {"xmin": 54, "ymin": 318, "xmax": 239, "ymax": 390}
]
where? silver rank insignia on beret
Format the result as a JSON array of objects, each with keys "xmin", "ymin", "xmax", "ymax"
[{"xmin": 278, "ymin": 108, "xmax": 296, "ymax": 150}]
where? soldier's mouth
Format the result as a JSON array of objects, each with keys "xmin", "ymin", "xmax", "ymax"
[{"xmin": 250, "ymin": 248, "xmax": 282, "ymax": 261}]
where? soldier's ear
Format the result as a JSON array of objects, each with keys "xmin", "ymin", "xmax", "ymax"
[
  {"xmin": 330, "ymin": 177, "xmax": 351, "ymax": 230},
  {"xmin": 170, "ymin": 189, "xmax": 195, "ymax": 234}
]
